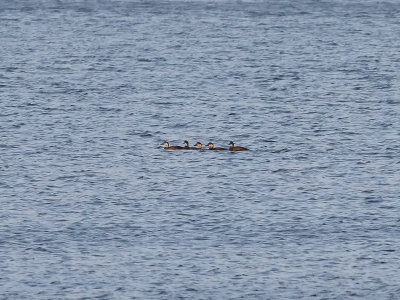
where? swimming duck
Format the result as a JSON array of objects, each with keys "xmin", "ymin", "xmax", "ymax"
[
  {"xmin": 161, "ymin": 141, "xmax": 184, "ymax": 150},
  {"xmin": 206, "ymin": 142, "xmax": 227, "ymax": 150},
  {"xmin": 183, "ymin": 140, "xmax": 198, "ymax": 150},
  {"xmin": 229, "ymin": 141, "xmax": 249, "ymax": 151},
  {"xmin": 194, "ymin": 142, "xmax": 203, "ymax": 149}
]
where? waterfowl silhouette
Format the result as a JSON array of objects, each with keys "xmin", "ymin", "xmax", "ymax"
[
  {"xmin": 206, "ymin": 142, "xmax": 227, "ymax": 150},
  {"xmin": 183, "ymin": 140, "xmax": 198, "ymax": 150},
  {"xmin": 229, "ymin": 141, "xmax": 249, "ymax": 151},
  {"xmin": 161, "ymin": 141, "xmax": 184, "ymax": 150},
  {"xmin": 194, "ymin": 142, "xmax": 203, "ymax": 149}
]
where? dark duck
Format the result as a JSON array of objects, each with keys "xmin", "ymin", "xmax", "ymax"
[
  {"xmin": 183, "ymin": 140, "xmax": 198, "ymax": 150},
  {"xmin": 161, "ymin": 141, "xmax": 184, "ymax": 150},
  {"xmin": 194, "ymin": 142, "xmax": 203, "ymax": 149},
  {"xmin": 229, "ymin": 141, "xmax": 249, "ymax": 151},
  {"xmin": 206, "ymin": 142, "xmax": 227, "ymax": 150}
]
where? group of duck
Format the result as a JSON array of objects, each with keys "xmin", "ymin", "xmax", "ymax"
[{"xmin": 161, "ymin": 141, "xmax": 249, "ymax": 151}]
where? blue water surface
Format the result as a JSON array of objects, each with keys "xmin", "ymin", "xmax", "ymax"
[{"xmin": 1, "ymin": 0, "xmax": 400, "ymax": 299}]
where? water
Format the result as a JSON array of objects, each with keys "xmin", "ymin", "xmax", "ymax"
[{"xmin": 1, "ymin": 0, "xmax": 400, "ymax": 298}]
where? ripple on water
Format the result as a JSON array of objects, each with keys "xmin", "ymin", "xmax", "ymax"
[{"xmin": 1, "ymin": 0, "xmax": 400, "ymax": 299}]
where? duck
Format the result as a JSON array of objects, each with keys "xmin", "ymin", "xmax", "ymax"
[
  {"xmin": 206, "ymin": 142, "xmax": 227, "ymax": 150},
  {"xmin": 194, "ymin": 142, "xmax": 203, "ymax": 149},
  {"xmin": 229, "ymin": 141, "xmax": 249, "ymax": 151},
  {"xmin": 161, "ymin": 141, "xmax": 184, "ymax": 150},
  {"xmin": 183, "ymin": 140, "xmax": 198, "ymax": 150}
]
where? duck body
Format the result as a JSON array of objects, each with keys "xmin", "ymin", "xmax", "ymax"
[
  {"xmin": 229, "ymin": 141, "xmax": 249, "ymax": 151},
  {"xmin": 168, "ymin": 146, "xmax": 184, "ymax": 150},
  {"xmin": 183, "ymin": 140, "xmax": 198, "ymax": 150},
  {"xmin": 230, "ymin": 146, "xmax": 249, "ymax": 151},
  {"xmin": 161, "ymin": 141, "xmax": 184, "ymax": 150}
]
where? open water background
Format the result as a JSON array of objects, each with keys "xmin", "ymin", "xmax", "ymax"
[{"xmin": 1, "ymin": 0, "xmax": 400, "ymax": 299}]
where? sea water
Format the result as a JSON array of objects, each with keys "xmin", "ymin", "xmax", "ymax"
[{"xmin": 1, "ymin": 0, "xmax": 400, "ymax": 299}]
